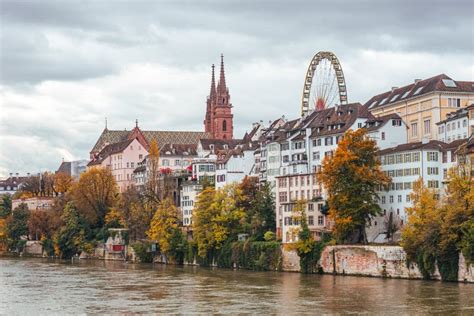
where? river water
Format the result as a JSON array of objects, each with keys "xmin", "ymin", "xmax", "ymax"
[{"xmin": 0, "ymin": 257, "xmax": 473, "ymax": 315}]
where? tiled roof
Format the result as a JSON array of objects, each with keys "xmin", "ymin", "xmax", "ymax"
[
  {"xmin": 200, "ymin": 138, "xmax": 242, "ymax": 151},
  {"xmin": 436, "ymin": 104, "xmax": 472, "ymax": 125},
  {"xmin": 160, "ymin": 144, "xmax": 197, "ymax": 156},
  {"xmin": 0, "ymin": 176, "xmax": 28, "ymax": 187},
  {"xmin": 308, "ymin": 103, "xmax": 373, "ymax": 138},
  {"xmin": 88, "ymin": 139, "xmax": 134, "ymax": 166},
  {"xmin": 378, "ymin": 139, "xmax": 466, "ymax": 155},
  {"xmin": 365, "ymin": 113, "xmax": 403, "ymax": 132},
  {"xmin": 91, "ymin": 128, "xmax": 211, "ymax": 154},
  {"xmin": 56, "ymin": 161, "xmax": 71, "ymax": 175},
  {"xmin": 365, "ymin": 74, "xmax": 474, "ymax": 110}
]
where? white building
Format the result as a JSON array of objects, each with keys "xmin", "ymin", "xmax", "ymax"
[
  {"xmin": 180, "ymin": 182, "xmax": 202, "ymax": 227},
  {"xmin": 437, "ymin": 104, "xmax": 474, "ymax": 143},
  {"xmin": 215, "ymin": 144, "xmax": 256, "ymax": 189},
  {"xmin": 368, "ymin": 139, "xmax": 466, "ymax": 242},
  {"xmin": 57, "ymin": 160, "xmax": 88, "ymax": 179}
]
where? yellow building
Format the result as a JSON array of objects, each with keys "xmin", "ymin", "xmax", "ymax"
[{"xmin": 365, "ymin": 74, "xmax": 474, "ymax": 143}]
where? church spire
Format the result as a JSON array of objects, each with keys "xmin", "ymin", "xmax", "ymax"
[
  {"xmin": 217, "ymin": 54, "xmax": 227, "ymax": 94},
  {"xmin": 210, "ymin": 64, "xmax": 216, "ymax": 99}
]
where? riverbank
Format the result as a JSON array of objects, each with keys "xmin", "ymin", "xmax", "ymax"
[
  {"xmin": 5, "ymin": 242, "xmax": 473, "ymax": 283},
  {"xmin": 2, "ymin": 256, "xmax": 474, "ymax": 314}
]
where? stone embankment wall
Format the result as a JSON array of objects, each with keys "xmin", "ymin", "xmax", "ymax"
[{"xmin": 318, "ymin": 245, "xmax": 473, "ymax": 283}]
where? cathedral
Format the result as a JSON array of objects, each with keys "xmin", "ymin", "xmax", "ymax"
[{"xmin": 204, "ymin": 54, "xmax": 234, "ymax": 140}]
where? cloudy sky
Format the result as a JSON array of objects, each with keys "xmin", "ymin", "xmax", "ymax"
[{"xmin": 0, "ymin": 0, "xmax": 473, "ymax": 177}]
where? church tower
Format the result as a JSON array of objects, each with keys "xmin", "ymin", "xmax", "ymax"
[{"xmin": 204, "ymin": 54, "xmax": 233, "ymax": 139}]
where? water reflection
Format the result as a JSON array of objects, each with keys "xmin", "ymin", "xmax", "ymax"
[{"xmin": 0, "ymin": 257, "xmax": 473, "ymax": 314}]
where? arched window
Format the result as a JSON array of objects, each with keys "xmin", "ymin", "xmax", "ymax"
[{"xmin": 223, "ymin": 120, "xmax": 227, "ymax": 131}]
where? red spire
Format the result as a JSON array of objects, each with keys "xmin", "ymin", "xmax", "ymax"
[
  {"xmin": 217, "ymin": 54, "xmax": 227, "ymax": 94},
  {"xmin": 210, "ymin": 64, "xmax": 216, "ymax": 98}
]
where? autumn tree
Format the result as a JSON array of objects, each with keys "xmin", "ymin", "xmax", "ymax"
[
  {"xmin": 401, "ymin": 179, "xmax": 441, "ymax": 278},
  {"xmin": 192, "ymin": 187, "xmax": 217, "ymax": 258},
  {"xmin": 70, "ymin": 167, "xmax": 118, "ymax": 227},
  {"xmin": 54, "ymin": 173, "xmax": 74, "ymax": 195},
  {"xmin": 145, "ymin": 138, "xmax": 161, "ymax": 204},
  {"xmin": 438, "ymin": 169, "xmax": 474, "ymax": 280},
  {"xmin": 119, "ymin": 187, "xmax": 154, "ymax": 241},
  {"xmin": 147, "ymin": 197, "xmax": 186, "ymax": 263},
  {"xmin": 317, "ymin": 129, "xmax": 390, "ymax": 244}
]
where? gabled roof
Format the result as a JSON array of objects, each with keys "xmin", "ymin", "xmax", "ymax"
[
  {"xmin": 365, "ymin": 74, "xmax": 474, "ymax": 110},
  {"xmin": 56, "ymin": 161, "xmax": 72, "ymax": 175},
  {"xmin": 91, "ymin": 128, "xmax": 211, "ymax": 154}
]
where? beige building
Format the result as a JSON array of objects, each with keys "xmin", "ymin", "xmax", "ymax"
[
  {"xmin": 365, "ymin": 74, "xmax": 474, "ymax": 143},
  {"xmin": 12, "ymin": 197, "xmax": 54, "ymax": 211}
]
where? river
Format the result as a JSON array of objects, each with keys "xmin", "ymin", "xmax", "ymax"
[{"xmin": 0, "ymin": 257, "xmax": 473, "ymax": 314}]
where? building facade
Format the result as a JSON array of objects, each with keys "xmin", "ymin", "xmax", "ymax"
[{"xmin": 365, "ymin": 74, "xmax": 474, "ymax": 143}]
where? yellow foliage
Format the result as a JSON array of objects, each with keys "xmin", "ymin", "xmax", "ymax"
[{"xmin": 147, "ymin": 197, "xmax": 180, "ymax": 254}]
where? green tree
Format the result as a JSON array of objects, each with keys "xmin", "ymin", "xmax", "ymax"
[
  {"xmin": 6, "ymin": 203, "xmax": 30, "ymax": 241},
  {"xmin": 251, "ymin": 182, "xmax": 276, "ymax": 239},
  {"xmin": 0, "ymin": 194, "xmax": 12, "ymax": 218},
  {"xmin": 54, "ymin": 202, "xmax": 89, "ymax": 259},
  {"xmin": 317, "ymin": 129, "xmax": 390, "ymax": 244}
]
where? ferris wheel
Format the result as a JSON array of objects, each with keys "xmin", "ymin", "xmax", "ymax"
[{"xmin": 300, "ymin": 51, "xmax": 348, "ymax": 116}]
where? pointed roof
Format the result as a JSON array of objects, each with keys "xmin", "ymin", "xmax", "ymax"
[
  {"xmin": 217, "ymin": 54, "xmax": 227, "ymax": 94},
  {"xmin": 210, "ymin": 64, "xmax": 216, "ymax": 98}
]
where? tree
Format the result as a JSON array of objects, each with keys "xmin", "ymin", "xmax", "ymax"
[
  {"xmin": 105, "ymin": 207, "xmax": 126, "ymax": 229},
  {"xmin": 70, "ymin": 167, "xmax": 118, "ymax": 227},
  {"xmin": 28, "ymin": 211, "xmax": 55, "ymax": 241},
  {"xmin": 54, "ymin": 202, "xmax": 89, "ymax": 259},
  {"xmin": 437, "ymin": 169, "xmax": 474, "ymax": 280},
  {"xmin": 193, "ymin": 187, "xmax": 217, "ymax": 258},
  {"xmin": 251, "ymin": 182, "xmax": 276, "ymax": 239},
  {"xmin": 145, "ymin": 138, "xmax": 161, "ymax": 204},
  {"xmin": 5, "ymin": 203, "xmax": 30, "ymax": 241},
  {"xmin": 119, "ymin": 187, "xmax": 154, "ymax": 241},
  {"xmin": 54, "ymin": 173, "xmax": 74, "ymax": 195},
  {"xmin": 0, "ymin": 194, "xmax": 12, "ymax": 218},
  {"xmin": 401, "ymin": 179, "xmax": 441, "ymax": 278},
  {"xmin": 317, "ymin": 129, "xmax": 390, "ymax": 244},
  {"xmin": 147, "ymin": 197, "xmax": 186, "ymax": 262}
]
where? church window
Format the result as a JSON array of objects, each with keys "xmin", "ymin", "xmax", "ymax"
[{"xmin": 223, "ymin": 120, "xmax": 227, "ymax": 131}]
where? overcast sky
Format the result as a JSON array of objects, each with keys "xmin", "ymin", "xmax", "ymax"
[{"xmin": 0, "ymin": 0, "xmax": 473, "ymax": 177}]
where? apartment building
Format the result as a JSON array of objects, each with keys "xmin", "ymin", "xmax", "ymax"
[
  {"xmin": 366, "ymin": 74, "xmax": 474, "ymax": 143},
  {"xmin": 437, "ymin": 104, "xmax": 474, "ymax": 143}
]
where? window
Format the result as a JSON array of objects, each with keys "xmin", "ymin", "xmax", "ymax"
[
  {"xmin": 427, "ymin": 180, "xmax": 439, "ymax": 188},
  {"xmin": 313, "ymin": 152, "xmax": 320, "ymax": 160},
  {"xmin": 163, "ymin": 159, "xmax": 169, "ymax": 166},
  {"xmin": 358, "ymin": 123, "xmax": 363, "ymax": 128},
  {"xmin": 398, "ymin": 195, "xmax": 402, "ymax": 203},
  {"xmin": 427, "ymin": 167, "xmax": 439, "ymax": 175},
  {"xmin": 308, "ymin": 216, "xmax": 314, "ymax": 225},
  {"xmin": 423, "ymin": 119, "xmax": 431, "ymax": 134},
  {"xmin": 427, "ymin": 152, "xmax": 438, "ymax": 161},
  {"xmin": 406, "ymin": 195, "xmax": 410, "ymax": 202},
  {"xmin": 404, "ymin": 153, "xmax": 412, "ymax": 163},
  {"xmin": 223, "ymin": 120, "xmax": 227, "ymax": 131},
  {"xmin": 175, "ymin": 160, "xmax": 181, "ymax": 166},
  {"xmin": 411, "ymin": 122, "xmax": 418, "ymax": 137},
  {"xmin": 381, "ymin": 196, "xmax": 386, "ymax": 204},
  {"xmin": 413, "ymin": 152, "xmax": 420, "ymax": 162},
  {"xmin": 325, "ymin": 137, "xmax": 333, "ymax": 146},
  {"xmin": 131, "ymin": 162, "xmax": 134, "ymax": 168},
  {"xmin": 318, "ymin": 216, "xmax": 324, "ymax": 226},
  {"xmin": 139, "ymin": 154, "xmax": 143, "ymax": 160},
  {"xmin": 413, "ymin": 86, "xmax": 424, "ymax": 95},
  {"xmin": 389, "ymin": 196, "xmax": 394, "ymax": 203},
  {"xmin": 381, "ymin": 132, "xmax": 385, "ymax": 140}
]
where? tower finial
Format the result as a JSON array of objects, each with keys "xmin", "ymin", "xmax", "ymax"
[
  {"xmin": 217, "ymin": 53, "xmax": 226, "ymax": 94},
  {"xmin": 135, "ymin": 119, "xmax": 138, "ymax": 128},
  {"xmin": 105, "ymin": 117, "xmax": 108, "ymax": 130},
  {"xmin": 210, "ymin": 64, "xmax": 216, "ymax": 98}
]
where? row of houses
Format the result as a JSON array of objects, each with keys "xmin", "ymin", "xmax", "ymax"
[{"xmin": 76, "ymin": 73, "xmax": 474, "ymax": 244}]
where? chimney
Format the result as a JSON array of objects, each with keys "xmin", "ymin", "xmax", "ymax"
[
  {"xmin": 27, "ymin": 173, "xmax": 30, "ymax": 176},
  {"xmin": 391, "ymin": 87, "xmax": 398, "ymax": 92},
  {"xmin": 9, "ymin": 173, "xmax": 12, "ymax": 178},
  {"xmin": 16, "ymin": 173, "xmax": 19, "ymax": 177},
  {"xmin": 414, "ymin": 79, "xmax": 422, "ymax": 84}
]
